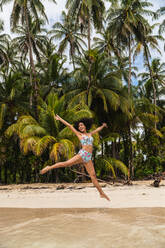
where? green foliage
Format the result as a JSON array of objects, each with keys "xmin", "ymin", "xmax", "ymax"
[{"xmin": 0, "ymin": 0, "xmax": 165, "ymax": 185}]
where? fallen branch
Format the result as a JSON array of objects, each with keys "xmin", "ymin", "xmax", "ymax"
[{"xmin": 69, "ymin": 168, "xmax": 113, "ymax": 186}]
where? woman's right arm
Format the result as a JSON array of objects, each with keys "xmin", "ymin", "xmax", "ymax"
[{"xmin": 55, "ymin": 114, "xmax": 80, "ymax": 136}]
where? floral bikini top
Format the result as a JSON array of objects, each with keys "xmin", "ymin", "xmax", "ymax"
[{"xmin": 80, "ymin": 135, "xmax": 94, "ymax": 146}]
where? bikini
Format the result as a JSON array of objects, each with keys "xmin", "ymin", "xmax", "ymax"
[{"xmin": 78, "ymin": 135, "xmax": 94, "ymax": 163}]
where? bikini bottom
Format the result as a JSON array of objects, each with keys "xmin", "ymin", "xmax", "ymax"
[{"xmin": 78, "ymin": 149, "xmax": 92, "ymax": 163}]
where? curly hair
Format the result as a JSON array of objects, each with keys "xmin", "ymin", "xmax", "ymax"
[{"xmin": 74, "ymin": 118, "xmax": 93, "ymax": 131}]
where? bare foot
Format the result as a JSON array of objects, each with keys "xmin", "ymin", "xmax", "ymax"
[
  {"xmin": 100, "ymin": 193, "xmax": 110, "ymax": 201},
  {"xmin": 40, "ymin": 166, "xmax": 51, "ymax": 175}
]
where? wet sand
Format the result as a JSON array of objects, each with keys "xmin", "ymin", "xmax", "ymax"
[
  {"xmin": 0, "ymin": 181, "xmax": 165, "ymax": 247},
  {"xmin": 0, "ymin": 208, "xmax": 165, "ymax": 248}
]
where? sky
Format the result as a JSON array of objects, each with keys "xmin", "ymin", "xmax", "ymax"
[{"xmin": 0, "ymin": 0, "xmax": 165, "ymax": 75}]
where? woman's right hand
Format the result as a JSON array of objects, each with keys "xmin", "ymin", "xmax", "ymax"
[
  {"xmin": 102, "ymin": 123, "xmax": 108, "ymax": 128},
  {"xmin": 55, "ymin": 114, "xmax": 61, "ymax": 121}
]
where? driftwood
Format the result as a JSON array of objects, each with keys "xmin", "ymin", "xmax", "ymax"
[
  {"xmin": 69, "ymin": 168, "xmax": 113, "ymax": 186},
  {"xmin": 151, "ymin": 172, "xmax": 165, "ymax": 187},
  {"xmin": 153, "ymin": 178, "xmax": 161, "ymax": 187}
]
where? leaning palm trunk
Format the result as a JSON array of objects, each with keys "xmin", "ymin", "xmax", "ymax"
[{"xmin": 144, "ymin": 44, "xmax": 157, "ymax": 129}]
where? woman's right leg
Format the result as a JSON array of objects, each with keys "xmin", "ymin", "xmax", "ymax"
[
  {"xmin": 84, "ymin": 160, "xmax": 110, "ymax": 201},
  {"xmin": 40, "ymin": 154, "xmax": 83, "ymax": 175}
]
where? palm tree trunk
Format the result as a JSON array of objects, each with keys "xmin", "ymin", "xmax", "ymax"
[
  {"xmin": 87, "ymin": 16, "xmax": 91, "ymax": 99},
  {"xmin": 88, "ymin": 16, "xmax": 91, "ymax": 51},
  {"xmin": 110, "ymin": 39, "xmax": 121, "ymax": 61},
  {"xmin": 144, "ymin": 44, "xmax": 157, "ymax": 129},
  {"xmin": 128, "ymin": 35, "xmax": 133, "ymax": 180},
  {"xmin": 29, "ymin": 69, "xmax": 33, "ymax": 108},
  {"xmin": 70, "ymin": 42, "xmax": 75, "ymax": 70},
  {"xmin": 128, "ymin": 35, "xmax": 132, "ymax": 95},
  {"xmin": 25, "ymin": 8, "xmax": 38, "ymax": 119}
]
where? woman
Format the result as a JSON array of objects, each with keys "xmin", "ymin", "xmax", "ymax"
[{"xmin": 40, "ymin": 115, "xmax": 110, "ymax": 201}]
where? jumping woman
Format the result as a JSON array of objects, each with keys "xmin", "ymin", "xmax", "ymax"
[{"xmin": 40, "ymin": 115, "xmax": 110, "ymax": 201}]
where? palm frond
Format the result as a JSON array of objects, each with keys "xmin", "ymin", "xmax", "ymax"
[
  {"xmin": 20, "ymin": 137, "xmax": 40, "ymax": 155},
  {"xmin": 96, "ymin": 157, "xmax": 116, "ymax": 178},
  {"xmin": 20, "ymin": 125, "xmax": 47, "ymax": 139},
  {"xmin": 35, "ymin": 135, "xmax": 57, "ymax": 156},
  {"xmin": 108, "ymin": 157, "xmax": 128, "ymax": 176},
  {"xmin": 60, "ymin": 139, "xmax": 75, "ymax": 159},
  {"xmin": 50, "ymin": 142, "xmax": 61, "ymax": 161}
]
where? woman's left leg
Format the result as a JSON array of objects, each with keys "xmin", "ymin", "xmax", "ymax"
[
  {"xmin": 84, "ymin": 160, "xmax": 110, "ymax": 201},
  {"xmin": 40, "ymin": 154, "xmax": 83, "ymax": 175}
]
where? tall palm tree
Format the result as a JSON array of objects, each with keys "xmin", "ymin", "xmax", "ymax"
[
  {"xmin": 157, "ymin": 6, "xmax": 165, "ymax": 34},
  {"xmin": 0, "ymin": 71, "xmax": 30, "ymax": 130},
  {"xmin": 65, "ymin": 50, "xmax": 131, "ymax": 119},
  {"xmin": 107, "ymin": 0, "xmax": 154, "ymax": 95},
  {"xmin": 12, "ymin": 17, "xmax": 48, "ymax": 112},
  {"xmin": 66, "ymin": 0, "xmax": 105, "ymax": 51},
  {"xmin": 138, "ymin": 58, "xmax": 165, "ymax": 104},
  {"xmin": 38, "ymin": 50, "xmax": 70, "ymax": 100},
  {"xmin": 0, "ymin": 20, "xmax": 11, "ymax": 69},
  {"xmin": 12, "ymin": 19, "xmax": 47, "ymax": 64},
  {"xmin": 0, "ymin": 0, "xmax": 56, "ymax": 118},
  {"xmin": 107, "ymin": 0, "xmax": 154, "ymax": 178},
  {"xmin": 50, "ymin": 11, "xmax": 86, "ymax": 70},
  {"xmin": 134, "ymin": 23, "xmax": 164, "ymax": 128},
  {"xmin": 93, "ymin": 24, "xmax": 123, "ymax": 60},
  {"xmin": 66, "ymin": 0, "xmax": 105, "ymax": 94}
]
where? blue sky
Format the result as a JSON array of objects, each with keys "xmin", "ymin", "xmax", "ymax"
[{"xmin": 1, "ymin": 0, "xmax": 165, "ymax": 77}]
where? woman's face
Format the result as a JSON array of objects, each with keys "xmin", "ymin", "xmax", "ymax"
[{"xmin": 78, "ymin": 122, "xmax": 86, "ymax": 133}]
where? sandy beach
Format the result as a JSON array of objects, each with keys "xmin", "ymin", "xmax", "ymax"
[
  {"xmin": 0, "ymin": 181, "xmax": 165, "ymax": 248},
  {"xmin": 0, "ymin": 180, "xmax": 165, "ymax": 208}
]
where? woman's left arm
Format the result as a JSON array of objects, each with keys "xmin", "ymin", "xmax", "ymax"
[{"xmin": 90, "ymin": 123, "xmax": 108, "ymax": 135}]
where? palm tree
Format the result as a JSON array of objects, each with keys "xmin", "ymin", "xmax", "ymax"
[
  {"xmin": 93, "ymin": 25, "xmax": 123, "ymax": 60},
  {"xmin": 107, "ymin": 0, "xmax": 154, "ymax": 178},
  {"xmin": 134, "ymin": 23, "xmax": 164, "ymax": 128},
  {"xmin": 12, "ymin": 19, "xmax": 48, "ymax": 64},
  {"xmin": 0, "ymin": 71, "xmax": 30, "ymax": 130},
  {"xmin": 157, "ymin": 6, "xmax": 165, "ymax": 34},
  {"xmin": 66, "ymin": 0, "xmax": 105, "ymax": 51},
  {"xmin": 138, "ymin": 58, "xmax": 165, "ymax": 105},
  {"xmin": 64, "ymin": 50, "xmax": 131, "ymax": 120},
  {"xmin": 0, "ymin": 20, "xmax": 11, "ymax": 69},
  {"xmin": 0, "ymin": 0, "xmax": 56, "ymax": 118},
  {"xmin": 5, "ymin": 92, "xmax": 93, "ymax": 182},
  {"xmin": 66, "ymin": 0, "xmax": 105, "ymax": 94},
  {"xmin": 36, "ymin": 39, "xmax": 70, "ymax": 100},
  {"xmin": 107, "ymin": 0, "xmax": 154, "ymax": 95},
  {"xmin": 50, "ymin": 11, "xmax": 86, "ymax": 70},
  {"xmin": 12, "ymin": 18, "xmax": 48, "ymax": 112}
]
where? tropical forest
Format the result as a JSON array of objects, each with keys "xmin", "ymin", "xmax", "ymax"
[{"xmin": 0, "ymin": 0, "xmax": 165, "ymax": 185}]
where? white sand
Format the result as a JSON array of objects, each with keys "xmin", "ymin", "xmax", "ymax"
[{"xmin": 0, "ymin": 180, "xmax": 165, "ymax": 208}]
